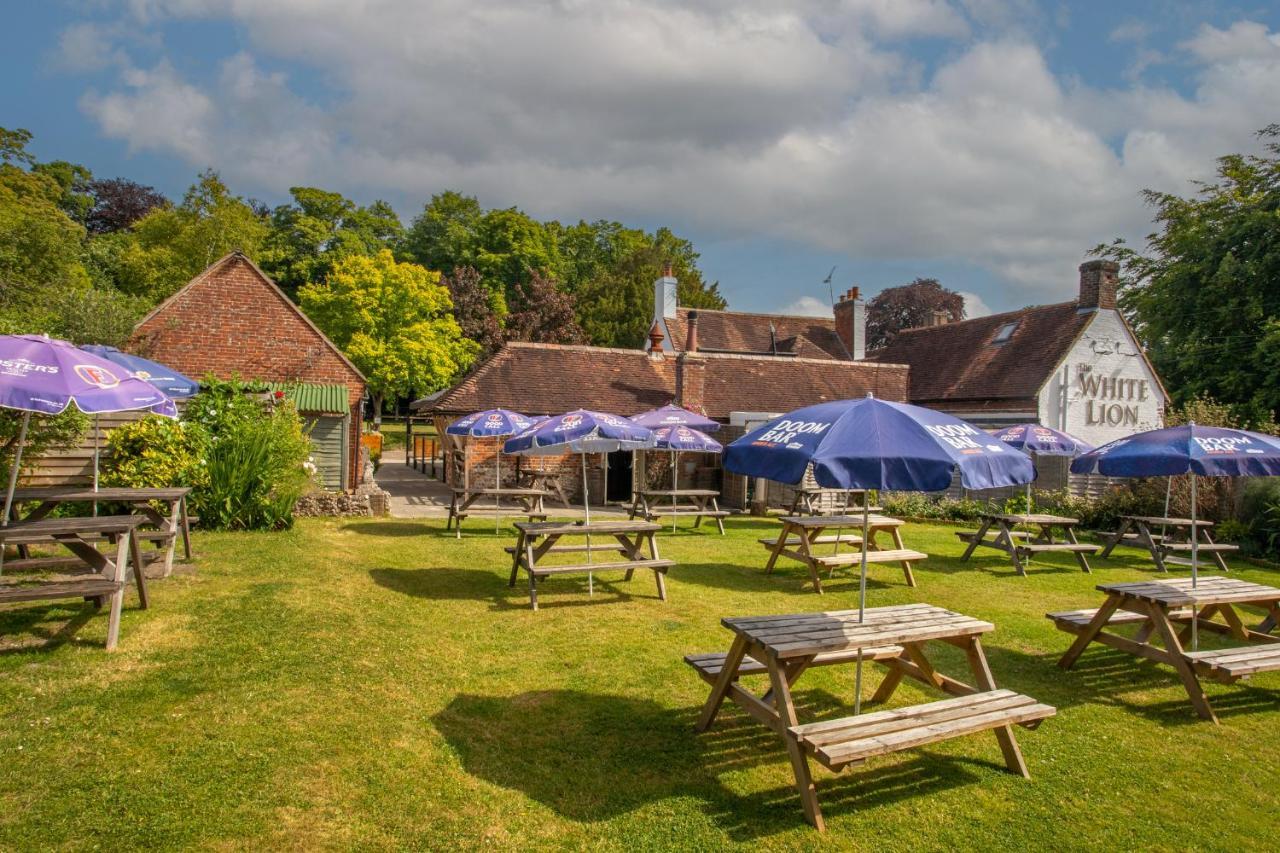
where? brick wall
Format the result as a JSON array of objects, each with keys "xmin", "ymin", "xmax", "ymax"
[{"xmin": 132, "ymin": 253, "xmax": 366, "ymax": 487}]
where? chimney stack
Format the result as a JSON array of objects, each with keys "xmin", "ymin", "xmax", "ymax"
[
  {"xmin": 833, "ymin": 286, "xmax": 866, "ymax": 360},
  {"xmin": 1078, "ymin": 259, "xmax": 1119, "ymax": 310},
  {"xmin": 930, "ymin": 309, "xmax": 951, "ymax": 327},
  {"xmin": 685, "ymin": 310, "xmax": 699, "ymax": 353},
  {"xmin": 647, "ymin": 320, "xmax": 665, "ymax": 357},
  {"xmin": 651, "ymin": 264, "xmax": 678, "ymax": 352}
]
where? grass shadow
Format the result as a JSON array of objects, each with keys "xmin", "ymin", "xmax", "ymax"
[
  {"xmin": 672, "ymin": 561, "xmax": 907, "ymax": 596},
  {"xmin": 341, "ymin": 521, "xmax": 436, "ymax": 537},
  {"xmin": 0, "ymin": 601, "xmax": 99, "ymax": 654},
  {"xmin": 369, "ymin": 566, "xmax": 672, "ymax": 611}
]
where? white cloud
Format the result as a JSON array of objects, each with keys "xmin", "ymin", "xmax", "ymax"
[
  {"xmin": 782, "ymin": 295, "xmax": 834, "ymax": 317},
  {"xmin": 52, "ymin": 22, "xmax": 129, "ymax": 72},
  {"xmin": 70, "ymin": 4, "xmax": 1280, "ymax": 307},
  {"xmin": 958, "ymin": 290, "xmax": 991, "ymax": 318}
]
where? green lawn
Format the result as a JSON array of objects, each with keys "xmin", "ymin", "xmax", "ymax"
[{"xmin": 1, "ymin": 517, "xmax": 1278, "ymax": 850}]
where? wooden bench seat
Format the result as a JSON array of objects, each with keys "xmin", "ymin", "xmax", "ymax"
[
  {"xmin": 684, "ymin": 645, "xmax": 903, "ymax": 680},
  {"xmin": 1184, "ymin": 646, "xmax": 1280, "ymax": 680},
  {"xmin": 640, "ymin": 509, "xmax": 730, "ymax": 518},
  {"xmin": 503, "ymin": 543, "xmax": 630, "ymax": 556},
  {"xmin": 1047, "ymin": 607, "xmax": 1192, "ymax": 630},
  {"xmin": 527, "ymin": 559, "xmax": 675, "ymax": 577},
  {"xmin": 1160, "ymin": 542, "xmax": 1239, "ymax": 553},
  {"xmin": 759, "ymin": 534, "xmax": 864, "ymax": 549},
  {"xmin": 1017, "ymin": 543, "xmax": 1099, "ymax": 554},
  {"xmin": 789, "ymin": 689, "xmax": 1056, "ymax": 771},
  {"xmin": 0, "ymin": 578, "xmax": 122, "ymax": 604},
  {"xmin": 955, "ymin": 530, "xmax": 1031, "ymax": 542},
  {"xmin": 811, "ymin": 549, "xmax": 927, "ymax": 568}
]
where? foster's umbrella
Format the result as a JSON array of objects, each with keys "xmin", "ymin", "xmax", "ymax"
[
  {"xmin": 725, "ymin": 395, "xmax": 1034, "ymax": 711},
  {"xmin": 992, "ymin": 424, "xmax": 1093, "ymax": 514},
  {"xmin": 1071, "ymin": 422, "xmax": 1280, "ymax": 648},
  {"xmin": 0, "ymin": 335, "xmax": 177, "ymax": 527},
  {"xmin": 445, "ymin": 409, "xmax": 537, "ymax": 532},
  {"xmin": 650, "ymin": 425, "xmax": 723, "ymax": 531}
]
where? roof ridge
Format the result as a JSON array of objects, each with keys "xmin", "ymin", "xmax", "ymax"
[
  {"xmin": 894, "ymin": 299, "xmax": 1077, "ymax": 336},
  {"xmin": 678, "ymin": 306, "xmax": 835, "ymax": 323}
]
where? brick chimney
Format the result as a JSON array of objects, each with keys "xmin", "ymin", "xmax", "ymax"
[
  {"xmin": 1078, "ymin": 259, "xmax": 1119, "ymax": 310},
  {"xmin": 647, "ymin": 320, "xmax": 665, "ymax": 358},
  {"xmin": 930, "ymin": 309, "xmax": 951, "ymax": 327},
  {"xmin": 651, "ymin": 263, "xmax": 678, "ymax": 352},
  {"xmin": 676, "ymin": 350, "xmax": 705, "ymax": 413},
  {"xmin": 684, "ymin": 310, "xmax": 699, "ymax": 353},
  {"xmin": 833, "ymin": 286, "xmax": 866, "ymax": 360}
]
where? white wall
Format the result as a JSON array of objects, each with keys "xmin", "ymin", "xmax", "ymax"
[{"xmin": 1038, "ymin": 309, "xmax": 1166, "ymax": 447}]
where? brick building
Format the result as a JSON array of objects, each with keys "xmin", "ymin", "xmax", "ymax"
[{"xmin": 132, "ymin": 252, "xmax": 367, "ymax": 490}]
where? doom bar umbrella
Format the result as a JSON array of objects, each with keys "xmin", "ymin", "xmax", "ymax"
[{"xmin": 992, "ymin": 424, "xmax": 1092, "ymax": 514}]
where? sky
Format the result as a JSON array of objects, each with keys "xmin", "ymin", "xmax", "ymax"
[{"xmin": 5, "ymin": 1, "xmax": 1279, "ymax": 319}]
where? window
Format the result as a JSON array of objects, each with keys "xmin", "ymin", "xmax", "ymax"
[{"xmin": 993, "ymin": 321, "xmax": 1018, "ymax": 344}]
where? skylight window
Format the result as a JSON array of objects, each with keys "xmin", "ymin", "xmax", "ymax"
[{"xmin": 993, "ymin": 321, "xmax": 1018, "ymax": 344}]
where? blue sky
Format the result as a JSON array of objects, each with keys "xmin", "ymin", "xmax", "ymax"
[{"xmin": 5, "ymin": 1, "xmax": 1278, "ymax": 318}]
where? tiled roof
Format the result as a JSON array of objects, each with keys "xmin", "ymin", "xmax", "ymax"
[
  {"xmin": 869, "ymin": 301, "xmax": 1092, "ymax": 405},
  {"xmin": 700, "ymin": 354, "xmax": 908, "ymax": 415},
  {"xmin": 665, "ymin": 308, "xmax": 849, "ymax": 360}
]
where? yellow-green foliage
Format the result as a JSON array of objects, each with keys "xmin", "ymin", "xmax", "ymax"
[{"xmin": 101, "ymin": 415, "xmax": 209, "ymax": 490}]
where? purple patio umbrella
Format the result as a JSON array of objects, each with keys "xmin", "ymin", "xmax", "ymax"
[
  {"xmin": 650, "ymin": 425, "xmax": 723, "ymax": 531},
  {"xmin": 630, "ymin": 403, "xmax": 720, "ymax": 433},
  {"xmin": 992, "ymin": 423, "xmax": 1093, "ymax": 514},
  {"xmin": 446, "ymin": 409, "xmax": 537, "ymax": 533},
  {"xmin": 0, "ymin": 334, "xmax": 177, "ymax": 526}
]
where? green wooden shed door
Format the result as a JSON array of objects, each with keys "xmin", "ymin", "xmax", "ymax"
[{"xmin": 304, "ymin": 415, "xmax": 349, "ymax": 491}]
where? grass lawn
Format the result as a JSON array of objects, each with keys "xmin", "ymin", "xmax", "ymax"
[{"xmin": 1, "ymin": 516, "xmax": 1278, "ymax": 850}]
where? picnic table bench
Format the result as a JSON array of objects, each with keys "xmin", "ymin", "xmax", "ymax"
[
  {"xmin": 1098, "ymin": 515, "xmax": 1238, "ymax": 573},
  {"xmin": 10, "ymin": 486, "xmax": 193, "ymax": 577},
  {"xmin": 760, "ymin": 514, "xmax": 924, "ymax": 591},
  {"xmin": 628, "ymin": 488, "xmax": 729, "ymax": 533},
  {"xmin": 446, "ymin": 487, "xmax": 550, "ymax": 538},
  {"xmin": 787, "ymin": 487, "xmax": 880, "ymax": 516},
  {"xmin": 1050, "ymin": 576, "xmax": 1280, "ymax": 722},
  {"xmin": 515, "ymin": 470, "xmax": 570, "ymax": 507},
  {"xmin": 688, "ymin": 604, "xmax": 1054, "ymax": 831},
  {"xmin": 508, "ymin": 520, "xmax": 673, "ymax": 610},
  {"xmin": 957, "ymin": 513, "xmax": 1098, "ymax": 575},
  {"xmin": 0, "ymin": 515, "xmax": 146, "ymax": 651}
]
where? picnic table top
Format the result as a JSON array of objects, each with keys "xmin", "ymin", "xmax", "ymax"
[
  {"xmin": 1097, "ymin": 575, "xmax": 1280, "ymax": 607},
  {"xmin": 637, "ymin": 488, "xmax": 720, "ymax": 497},
  {"xmin": 1121, "ymin": 515, "xmax": 1215, "ymax": 527},
  {"xmin": 514, "ymin": 520, "xmax": 661, "ymax": 537},
  {"xmin": 0, "ymin": 514, "xmax": 145, "ymax": 539},
  {"xmin": 794, "ymin": 486, "xmax": 869, "ymax": 495},
  {"xmin": 722, "ymin": 603, "xmax": 992, "ymax": 659},
  {"xmin": 10, "ymin": 486, "xmax": 191, "ymax": 501},
  {"xmin": 982, "ymin": 512, "xmax": 1079, "ymax": 525},
  {"xmin": 778, "ymin": 514, "xmax": 903, "ymax": 528},
  {"xmin": 450, "ymin": 486, "xmax": 551, "ymax": 497}
]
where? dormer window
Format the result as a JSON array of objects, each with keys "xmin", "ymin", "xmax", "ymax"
[{"xmin": 993, "ymin": 321, "xmax": 1018, "ymax": 344}]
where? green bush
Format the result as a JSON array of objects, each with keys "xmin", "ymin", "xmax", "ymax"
[
  {"xmin": 101, "ymin": 415, "xmax": 209, "ymax": 490},
  {"xmin": 880, "ymin": 492, "xmax": 986, "ymax": 521},
  {"xmin": 1240, "ymin": 479, "xmax": 1280, "ymax": 558},
  {"xmin": 194, "ymin": 400, "xmax": 313, "ymax": 531}
]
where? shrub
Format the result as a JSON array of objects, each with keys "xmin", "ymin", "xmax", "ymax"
[
  {"xmin": 1240, "ymin": 479, "xmax": 1280, "ymax": 558},
  {"xmin": 101, "ymin": 415, "xmax": 209, "ymax": 490}
]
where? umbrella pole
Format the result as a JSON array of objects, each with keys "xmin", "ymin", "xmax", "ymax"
[
  {"xmin": 671, "ymin": 450, "xmax": 678, "ymax": 533},
  {"xmin": 854, "ymin": 489, "xmax": 870, "ymax": 716},
  {"xmin": 495, "ymin": 450, "xmax": 501, "ymax": 534},
  {"xmin": 1162, "ymin": 476, "xmax": 1172, "ymax": 543},
  {"xmin": 1191, "ymin": 473, "xmax": 1199, "ymax": 651},
  {"xmin": 1, "ymin": 411, "xmax": 31, "ymax": 576},
  {"xmin": 582, "ymin": 454, "xmax": 592, "ymax": 595},
  {"xmin": 93, "ymin": 414, "xmax": 100, "ymax": 517}
]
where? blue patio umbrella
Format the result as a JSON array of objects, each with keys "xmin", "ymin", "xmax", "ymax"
[
  {"xmin": 726, "ymin": 395, "xmax": 1034, "ymax": 711},
  {"xmin": 651, "ymin": 425, "xmax": 723, "ymax": 531},
  {"xmin": 993, "ymin": 423, "xmax": 1093, "ymax": 514},
  {"xmin": 505, "ymin": 410, "xmax": 655, "ymax": 593},
  {"xmin": 446, "ymin": 409, "xmax": 537, "ymax": 532}
]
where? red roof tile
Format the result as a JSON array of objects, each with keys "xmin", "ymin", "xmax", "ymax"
[{"xmin": 666, "ymin": 308, "xmax": 849, "ymax": 360}]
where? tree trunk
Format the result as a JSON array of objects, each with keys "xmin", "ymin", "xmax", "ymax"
[{"xmin": 371, "ymin": 392, "xmax": 384, "ymax": 430}]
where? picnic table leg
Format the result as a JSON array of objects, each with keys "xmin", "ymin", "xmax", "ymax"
[
  {"xmin": 524, "ymin": 536, "xmax": 540, "ymax": 610},
  {"xmin": 508, "ymin": 530, "xmax": 525, "ymax": 587},
  {"xmin": 888, "ymin": 526, "xmax": 916, "ymax": 587},
  {"xmin": 1144, "ymin": 600, "xmax": 1218, "ymax": 722},
  {"xmin": 1063, "ymin": 526, "xmax": 1092, "ymax": 573},
  {"xmin": 712, "ymin": 497, "xmax": 726, "ymax": 535},
  {"xmin": 648, "ymin": 534, "xmax": 667, "ymax": 601},
  {"xmin": 1008, "ymin": 540, "xmax": 1028, "ymax": 577},
  {"xmin": 1058, "ymin": 594, "xmax": 1122, "ymax": 669},
  {"xmin": 696, "ymin": 634, "xmax": 748, "ymax": 732},
  {"xmin": 102, "ymin": 532, "xmax": 132, "ymax": 652},
  {"xmin": 1258, "ymin": 604, "xmax": 1278, "ymax": 634},
  {"xmin": 764, "ymin": 522, "xmax": 791, "ymax": 573},
  {"xmin": 964, "ymin": 637, "xmax": 1029, "ymax": 778},
  {"xmin": 126, "ymin": 532, "xmax": 149, "ymax": 609},
  {"xmin": 765, "ymin": 653, "xmax": 826, "ymax": 832},
  {"xmin": 1099, "ymin": 518, "xmax": 1132, "ymax": 558},
  {"xmin": 1138, "ymin": 523, "xmax": 1169, "ymax": 572},
  {"xmin": 159, "ymin": 497, "xmax": 183, "ymax": 577},
  {"xmin": 959, "ymin": 517, "xmax": 991, "ymax": 561},
  {"xmin": 869, "ymin": 664, "xmax": 904, "ymax": 704},
  {"xmin": 1201, "ymin": 530, "xmax": 1231, "ymax": 573},
  {"xmin": 179, "ymin": 496, "xmax": 193, "ymax": 562},
  {"xmin": 800, "ymin": 528, "xmax": 823, "ymax": 594}
]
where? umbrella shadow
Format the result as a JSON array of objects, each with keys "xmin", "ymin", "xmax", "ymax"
[
  {"xmin": 369, "ymin": 566, "xmax": 668, "ymax": 612},
  {"xmin": 432, "ymin": 688, "xmax": 1001, "ymax": 839},
  {"xmin": 672, "ymin": 561, "xmax": 907, "ymax": 596}
]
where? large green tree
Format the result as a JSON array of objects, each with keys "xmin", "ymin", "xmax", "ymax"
[
  {"xmin": 299, "ymin": 250, "xmax": 479, "ymax": 426},
  {"xmin": 259, "ymin": 187, "xmax": 404, "ymax": 298},
  {"xmin": 1096, "ymin": 125, "xmax": 1280, "ymax": 425}
]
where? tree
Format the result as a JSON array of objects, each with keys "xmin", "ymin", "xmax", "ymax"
[
  {"xmin": 404, "ymin": 190, "xmax": 482, "ymax": 274},
  {"xmin": 442, "ymin": 265, "xmax": 504, "ymax": 356},
  {"xmin": 504, "ymin": 271, "xmax": 587, "ymax": 344},
  {"xmin": 298, "ymin": 250, "xmax": 479, "ymax": 426},
  {"xmin": 258, "ymin": 186, "xmax": 404, "ymax": 298},
  {"xmin": 84, "ymin": 178, "xmax": 169, "ymax": 234},
  {"xmin": 1095, "ymin": 124, "xmax": 1280, "ymax": 424},
  {"xmin": 110, "ymin": 170, "xmax": 269, "ymax": 302},
  {"xmin": 865, "ymin": 278, "xmax": 965, "ymax": 349}
]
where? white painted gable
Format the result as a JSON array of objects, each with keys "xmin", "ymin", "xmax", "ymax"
[{"xmin": 1038, "ymin": 309, "xmax": 1167, "ymax": 447}]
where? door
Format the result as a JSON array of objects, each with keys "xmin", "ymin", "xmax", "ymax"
[
  {"xmin": 303, "ymin": 414, "xmax": 348, "ymax": 491},
  {"xmin": 606, "ymin": 450, "xmax": 633, "ymax": 502}
]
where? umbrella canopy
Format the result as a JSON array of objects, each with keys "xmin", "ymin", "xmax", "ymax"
[
  {"xmin": 1, "ymin": 335, "xmax": 177, "ymax": 417},
  {"xmin": 724, "ymin": 396, "xmax": 1034, "ymax": 491},
  {"xmin": 1070, "ymin": 424, "xmax": 1280, "ymax": 477},
  {"xmin": 504, "ymin": 409, "xmax": 654, "ymax": 456},
  {"xmin": 445, "ymin": 408, "xmax": 537, "ymax": 438},
  {"xmin": 993, "ymin": 424, "xmax": 1092, "ymax": 456},
  {"xmin": 78, "ymin": 345, "xmax": 199, "ymax": 398},
  {"xmin": 630, "ymin": 404, "xmax": 720, "ymax": 433},
  {"xmin": 651, "ymin": 425, "xmax": 723, "ymax": 453}
]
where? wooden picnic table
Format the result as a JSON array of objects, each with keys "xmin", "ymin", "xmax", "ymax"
[
  {"xmin": 0, "ymin": 515, "xmax": 146, "ymax": 651},
  {"xmin": 446, "ymin": 487, "xmax": 550, "ymax": 538},
  {"xmin": 787, "ymin": 487, "xmax": 879, "ymax": 516},
  {"xmin": 760, "ymin": 514, "xmax": 925, "ymax": 592},
  {"xmin": 628, "ymin": 488, "xmax": 729, "ymax": 533},
  {"xmin": 957, "ymin": 513, "xmax": 1099, "ymax": 576},
  {"xmin": 507, "ymin": 520, "xmax": 674, "ymax": 610},
  {"xmin": 1050, "ymin": 576, "xmax": 1280, "ymax": 723},
  {"xmin": 515, "ymin": 470, "xmax": 570, "ymax": 507},
  {"xmin": 1099, "ymin": 515, "xmax": 1238, "ymax": 573},
  {"xmin": 687, "ymin": 604, "xmax": 1055, "ymax": 831},
  {"xmin": 10, "ymin": 486, "xmax": 193, "ymax": 577}
]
